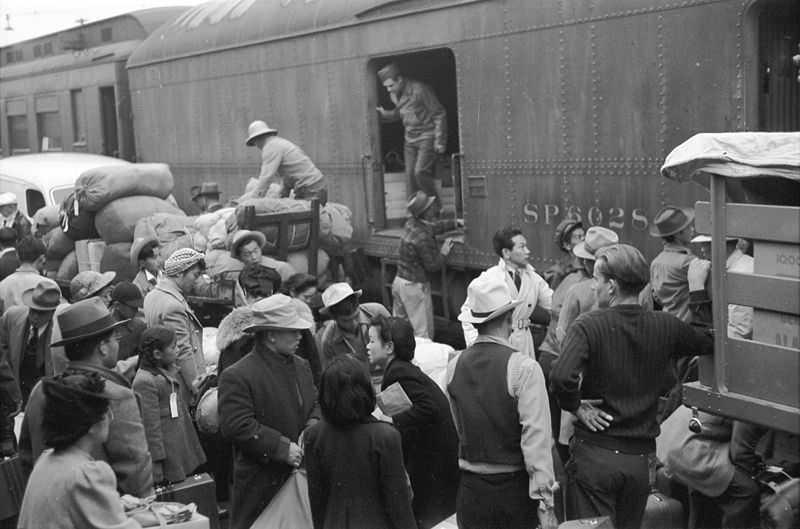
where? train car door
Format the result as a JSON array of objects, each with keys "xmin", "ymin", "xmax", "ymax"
[
  {"xmin": 370, "ymin": 49, "xmax": 461, "ymax": 230},
  {"xmin": 757, "ymin": 0, "xmax": 800, "ymax": 131},
  {"xmin": 99, "ymin": 86, "xmax": 119, "ymax": 157}
]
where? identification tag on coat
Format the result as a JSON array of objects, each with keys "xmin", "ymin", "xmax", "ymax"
[{"xmin": 169, "ymin": 392, "xmax": 179, "ymax": 418}]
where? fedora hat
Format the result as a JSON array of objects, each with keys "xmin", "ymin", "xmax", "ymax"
[
  {"xmin": 51, "ymin": 297, "xmax": 127, "ymax": 347},
  {"xmin": 320, "ymin": 282, "xmax": 362, "ymax": 315},
  {"xmin": 244, "ymin": 294, "xmax": 313, "ymax": 332},
  {"xmin": 130, "ymin": 236, "xmax": 159, "ymax": 267},
  {"xmin": 458, "ymin": 273, "xmax": 523, "ymax": 325},
  {"xmin": 230, "ymin": 230, "xmax": 267, "ymax": 258},
  {"xmin": 650, "ymin": 206, "xmax": 694, "ymax": 238},
  {"xmin": 245, "ymin": 120, "xmax": 278, "ymax": 146},
  {"xmin": 70, "ymin": 271, "xmax": 116, "ymax": 302},
  {"xmin": 406, "ymin": 191, "xmax": 437, "ymax": 218},
  {"xmin": 22, "ymin": 281, "xmax": 61, "ymax": 311},
  {"xmin": 573, "ymin": 226, "xmax": 619, "ymax": 260},
  {"xmin": 190, "ymin": 182, "xmax": 221, "ymax": 201}
]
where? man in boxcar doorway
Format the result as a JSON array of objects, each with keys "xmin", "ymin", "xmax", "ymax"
[
  {"xmin": 377, "ymin": 63, "xmax": 447, "ymax": 199},
  {"xmin": 243, "ymin": 120, "xmax": 327, "ymax": 203}
]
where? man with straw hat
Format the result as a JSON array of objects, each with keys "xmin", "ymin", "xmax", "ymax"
[
  {"xmin": 243, "ymin": 120, "xmax": 326, "ymax": 202},
  {"xmin": 219, "ymin": 294, "xmax": 319, "ymax": 529},
  {"xmin": 649, "ymin": 205, "xmax": 696, "ymax": 322},
  {"xmin": 447, "ymin": 274, "xmax": 557, "ymax": 529},
  {"xmin": 19, "ymin": 297, "xmax": 154, "ymax": 497}
]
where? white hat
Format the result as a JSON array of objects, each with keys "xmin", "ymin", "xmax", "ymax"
[
  {"xmin": 0, "ymin": 192, "xmax": 18, "ymax": 207},
  {"xmin": 245, "ymin": 120, "xmax": 278, "ymax": 146},
  {"xmin": 573, "ymin": 226, "xmax": 619, "ymax": 260},
  {"xmin": 244, "ymin": 294, "xmax": 313, "ymax": 332},
  {"xmin": 320, "ymin": 282, "xmax": 362, "ymax": 315},
  {"xmin": 458, "ymin": 273, "xmax": 523, "ymax": 324}
]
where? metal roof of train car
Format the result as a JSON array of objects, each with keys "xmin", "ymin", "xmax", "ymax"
[
  {"xmin": 0, "ymin": 40, "xmax": 142, "ymax": 81},
  {"xmin": 128, "ymin": 0, "xmax": 478, "ymax": 67}
]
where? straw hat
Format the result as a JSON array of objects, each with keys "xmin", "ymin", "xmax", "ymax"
[
  {"xmin": 320, "ymin": 282, "xmax": 362, "ymax": 315},
  {"xmin": 51, "ymin": 298, "xmax": 127, "ymax": 346},
  {"xmin": 0, "ymin": 192, "xmax": 18, "ymax": 207},
  {"xmin": 650, "ymin": 206, "xmax": 694, "ymax": 238},
  {"xmin": 70, "ymin": 271, "xmax": 116, "ymax": 302},
  {"xmin": 245, "ymin": 120, "xmax": 278, "ymax": 146},
  {"xmin": 244, "ymin": 294, "xmax": 313, "ymax": 332},
  {"xmin": 458, "ymin": 273, "xmax": 522, "ymax": 324},
  {"xmin": 573, "ymin": 226, "xmax": 619, "ymax": 260}
]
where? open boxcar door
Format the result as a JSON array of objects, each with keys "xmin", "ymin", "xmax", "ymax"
[{"xmin": 661, "ymin": 132, "xmax": 800, "ymax": 434}]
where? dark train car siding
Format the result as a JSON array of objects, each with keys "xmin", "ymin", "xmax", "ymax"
[{"xmin": 127, "ymin": 0, "xmax": 792, "ymax": 270}]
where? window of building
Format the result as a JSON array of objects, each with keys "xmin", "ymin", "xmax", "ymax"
[
  {"xmin": 70, "ymin": 90, "xmax": 87, "ymax": 144},
  {"xmin": 101, "ymin": 27, "xmax": 112, "ymax": 42},
  {"xmin": 33, "ymin": 44, "xmax": 42, "ymax": 58},
  {"xmin": 5, "ymin": 51, "xmax": 13, "ymax": 63},
  {"xmin": 36, "ymin": 95, "xmax": 61, "ymax": 151},
  {"xmin": 14, "ymin": 50, "xmax": 22, "ymax": 61},
  {"xmin": 43, "ymin": 42, "xmax": 53, "ymax": 55},
  {"xmin": 8, "ymin": 115, "xmax": 29, "ymax": 152}
]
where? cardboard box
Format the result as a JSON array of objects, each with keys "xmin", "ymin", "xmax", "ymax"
[
  {"xmin": 752, "ymin": 310, "xmax": 800, "ymax": 350},
  {"xmin": 167, "ymin": 513, "xmax": 209, "ymax": 529},
  {"xmin": 754, "ymin": 242, "xmax": 800, "ymax": 279}
]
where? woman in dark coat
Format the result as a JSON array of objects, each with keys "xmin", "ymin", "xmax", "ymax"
[
  {"xmin": 304, "ymin": 356, "xmax": 417, "ymax": 529},
  {"xmin": 368, "ymin": 316, "xmax": 459, "ymax": 529}
]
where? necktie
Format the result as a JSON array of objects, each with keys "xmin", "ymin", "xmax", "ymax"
[
  {"xmin": 27, "ymin": 326, "xmax": 39, "ymax": 350},
  {"xmin": 511, "ymin": 270, "xmax": 522, "ymax": 291}
]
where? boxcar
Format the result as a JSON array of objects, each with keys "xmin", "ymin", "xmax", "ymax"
[
  {"xmin": 126, "ymin": 0, "xmax": 799, "ymax": 311},
  {"xmin": 0, "ymin": 7, "xmax": 187, "ymax": 160}
]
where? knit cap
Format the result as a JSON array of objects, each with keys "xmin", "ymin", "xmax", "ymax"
[{"xmin": 164, "ymin": 248, "xmax": 205, "ymax": 277}]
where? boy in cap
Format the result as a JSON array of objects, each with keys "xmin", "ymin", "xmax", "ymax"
[
  {"xmin": 447, "ymin": 274, "xmax": 557, "ymax": 529},
  {"xmin": 143, "ymin": 248, "xmax": 206, "ymax": 403},
  {"xmin": 243, "ymin": 120, "xmax": 327, "ymax": 202},
  {"xmin": 0, "ymin": 192, "xmax": 32, "ymax": 243},
  {"xmin": 131, "ymin": 237, "xmax": 161, "ymax": 297},
  {"xmin": 18, "ymin": 297, "xmax": 154, "ymax": 498},
  {"xmin": 649, "ymin": 205, "xmax": 696, "ymax": 322},
  {"xmin": 393, "ymin": 191, "xmax": 457, "ymax": 339},
  {"xmin": 219, "ymin": 294, "xmax": 319, "ymax": 529}
]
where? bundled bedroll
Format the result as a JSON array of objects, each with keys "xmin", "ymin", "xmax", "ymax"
[
  {"xmin": 95, "ymin": 196, "xmax": 185, "ymax": 244},
  {"xmin": 74, "ymin": 163, "xmax": 174, "ymax": 212}
]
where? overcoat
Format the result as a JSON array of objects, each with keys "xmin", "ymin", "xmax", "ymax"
[
  {"xmin": 143, "ymin": 278, "xmax": 205, "ymax": 402},
  {"xmin": 218, "ymin": 344, "xmax": 318, "ymax": 529}
]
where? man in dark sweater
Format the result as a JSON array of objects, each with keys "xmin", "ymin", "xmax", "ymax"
[{"xmin": 551, "ymin": 243, "xmax": 712, "ymax": 529}]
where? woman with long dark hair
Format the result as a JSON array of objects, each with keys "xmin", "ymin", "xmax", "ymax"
[{"xmin": 304, "ymin": 356, "xmax": 417, "ymax": 529}]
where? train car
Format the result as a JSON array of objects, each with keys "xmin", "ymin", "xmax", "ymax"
[
  {"xmin": 0, "ymin": 7, "xmax": 188, "ymax": 160},
  {"xmin": 126, "ymin": 0, "xmax": 799, "ymax": 313}
]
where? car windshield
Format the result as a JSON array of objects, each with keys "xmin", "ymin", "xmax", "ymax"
[{"xmin": 52, "ymin": 187, "xmax": 73, "ymax": 207}]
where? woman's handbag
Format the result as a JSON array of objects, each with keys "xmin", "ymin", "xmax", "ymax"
[{"xmin": 250, "ymin": 469, "xmax": 313, "ymax": 529}]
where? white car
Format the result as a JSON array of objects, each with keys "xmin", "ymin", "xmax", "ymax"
[{"xmin": 0, "ymin": 152, "xmax": 130, "ymax": 217}]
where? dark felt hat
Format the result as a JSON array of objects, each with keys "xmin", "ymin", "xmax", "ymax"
[
  {"xmin": 22, "ymin": 281, "xmax": 61, "ymax": 311},
  {"xmin": 650, "ymin": 206, "xmax": 695, "ymax": 238},
  {"xmin": 51, "ymin": 298, "xmax": 127, "ymax": 347}
]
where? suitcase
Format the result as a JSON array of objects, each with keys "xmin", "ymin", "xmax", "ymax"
[
  {"xmin": 0, "ymin": 456, "xmax": 25, "ymax": 521},
  {"xmin": 641, "ymin": 491, "xmax": 683, "ymax": 529},
  {"xmin": 558, "ymin": 516, "xmax": 614, "ymax": 529},
  {"xmin": 156, "ymin": 473, "xmax": 219, "ymax": 529}
]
